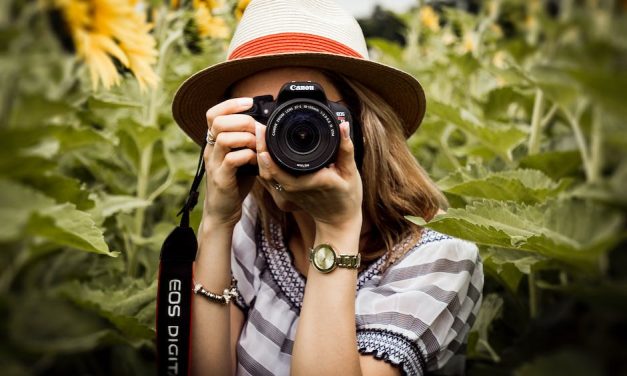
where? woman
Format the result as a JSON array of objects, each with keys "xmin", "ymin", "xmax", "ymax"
[{"xmin": 171, "ymin": 1, "xmax": 483, "ymax": 375}]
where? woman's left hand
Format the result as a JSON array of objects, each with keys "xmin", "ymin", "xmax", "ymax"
[{"xmin": 255, "ymin": 121, "xmax": 363, "ymax": 232}]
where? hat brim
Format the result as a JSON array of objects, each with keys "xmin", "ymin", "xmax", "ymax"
[{"xmin": 172, "ymin": 52, "xmax": 426, "ymax": 146}]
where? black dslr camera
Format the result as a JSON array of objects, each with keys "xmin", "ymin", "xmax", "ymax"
[{"xmin": 237, "ymin": 81, "xmax": 363, "ymax": 176}]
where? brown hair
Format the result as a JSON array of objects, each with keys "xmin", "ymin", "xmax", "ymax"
[{"xmin": 251, "ymin": 72, "xmax": 448, "ymax": 270}]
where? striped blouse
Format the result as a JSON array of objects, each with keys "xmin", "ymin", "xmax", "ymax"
[{"xmin": 230, "ymin": 195, "xmax": 484, "ymax": 375}]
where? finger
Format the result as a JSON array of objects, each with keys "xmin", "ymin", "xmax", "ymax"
[
  {"xmin": 257, "ymin": 148, "xmax": 337, "ymax": 192},
  {"xmin": 255, "ymin": 122, "xmax": 296, "ymax": 186},
  {"xmin": 255, "ymin": 122, "xmax": 270, "ymax": 179},
  {"xmin": 255, "ymin": 122, "xmax": 268, "ymax": 154},
  {"xmin": 214, "ymin": 148, "xmax": 257, "ymax": 186},
  {"xmin": 257, "ymin": 150, "xmax": 296, "ymax": 188},
  {"xmin": 206, "ymin": 97, "xmax": 254, "ymax": 129},
  {"xmin": 335, "ymin": 121, "xmax": 356, "ymax": 174},
  {"xmin": 213, "ymin": 131, "xmax": 257, "ymax": 161},
  {"xmin": 212, "ymin": 114, "xmax": 256, "ymax": 136}
]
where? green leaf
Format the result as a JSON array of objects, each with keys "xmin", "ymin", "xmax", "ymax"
[
  {"xmin": 536, "ymin": 64, "xmax": 627, "ymax": 120},
  {"xmin": 20, "ymin": 173, "xmax": 94, "ymax": 210},
  {"xmin": 8, "ymin": 94, "xmax": 75, "ymax": 127},
  {"xmin": 74, "ymin": 153, "xmax": 137, "ymax": 195},
  {"xmin": 467, "ymin": 293, "xmax": 503, "ymax": 362},
  {"xmin": 406, "ymin": 199, "xmax": 624, "ymax": 273},
  {"xmin": 448, "ymin": 52, "xmax": 481, "ymax": 77},
  {"xmin": 88, "ymin": 92, "xmax": 143, "ymax": 109},
  {"xmin": 527, "ymin": 65, "xmax": 581, "ymax": 112},
  {"xmin": 519, "ymin": 150, "xmax": 582, "ymax": 180},
  {"xmin": 26, "ymin": 203, "xmax": 117, "ymax": 256},
  {"xmin": 367, "ymin": 38, "xmax": 404, "ymax": 62},
  {"xmin": 9, "ymin": 293, "xmax": 127, "ymax": 353},
  {"xmin": 437, "ymin": 165, "xmax": 571, "ymax": 203},
  {"xmin": 484, "ymin": 86, "xmax": 533, "ymax": 119},
  {"xmin": 89, "ymin": 193, "xmax": 152, "ymax": 224},
  {"xmin": 118, "ymin": 117, "xmax": 162, "ymax": 151},
  {"xmin": 428, "ymin": 99, "xmax": 528, "ymax": 161},
  {"xmin": 59, "ymin": 280, "xmax": 156, "ymax": 342},
  {"xmin": 481, "ymin": 247, "xmax": 550, "ymax": 292},
  {"xmin": 50, "ymin": 126, "xmax": 110, "ymax": 152},
  {"xmin": 0, "ymin": 179, "xmax": 55, "ymax": 241}
]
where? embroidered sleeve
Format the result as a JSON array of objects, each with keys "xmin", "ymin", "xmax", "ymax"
[
  {"xmin": 230, "ymin": 194, "xmax": 260, "ymax": 312},
  {"xmin": 355, "ymin": 231, "xmax": 484, "ymax": 375}
]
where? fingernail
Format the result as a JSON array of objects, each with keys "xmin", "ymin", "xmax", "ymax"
[
  {"xmin": 260, "ymin": 152, "xmax": 271, "ymax": 168},
  {"xmin": 341, "ymin": 121, "xmax": 350, "ymax": 139},
  {"xmin": 238, "ymin": 97, "xmax": 253, "ymax": 108}
]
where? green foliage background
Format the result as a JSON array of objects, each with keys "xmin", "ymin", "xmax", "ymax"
[{"xmin": 0, "ymin": 0, "xmax": 626, "ymax": 375}]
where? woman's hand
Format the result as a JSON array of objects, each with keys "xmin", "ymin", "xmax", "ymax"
[
  {"xmin": 203, "ymin": 97, "xmax": 258, "ymax": 229},
  {"xmin": 256, "ymin": 121, "xmax": 363, "ymax": 233}
]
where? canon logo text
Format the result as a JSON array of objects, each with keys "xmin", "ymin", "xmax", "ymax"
[{"xmin": 290, "ymin": 84, "xmax": 314, "ymax": 91}]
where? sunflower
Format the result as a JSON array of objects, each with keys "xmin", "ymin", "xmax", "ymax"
[
  {"xmin": 192, "ymin": 0, "xmax": 230, "ymax": 39},
  {"xmin": 419, "ymin": 6, "xmax": 440, "ymax": 32},
  {"xmin": 235, "ymin": 0, "xmax": 251, "ymax": 20},
  {"xmin": 51, "ymin": 0, "xmax": 159, "ymax": 91}
]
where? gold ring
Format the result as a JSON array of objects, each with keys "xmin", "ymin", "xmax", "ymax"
[
  {"xmin": 206, "ymin": 129, "xmax": 216, "ymax": 146},
  {"xmin": 272, "ymin": 181, "xmax": 284, "ymax": 192}
]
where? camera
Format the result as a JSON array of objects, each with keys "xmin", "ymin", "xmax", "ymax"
[{"xmin": 236, "ymin": 81, "xmax": 363, "ymax": 176}]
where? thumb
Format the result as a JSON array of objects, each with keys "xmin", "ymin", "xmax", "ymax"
[{"xmin": 335, "ymin": 121, "xmax": 356, "ymax": 173}]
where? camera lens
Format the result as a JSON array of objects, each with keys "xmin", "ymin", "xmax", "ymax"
[
  {"xmin": 266, "ymin": 99, "xmax": 340, "ymax": 174},
  {"xmin": 286, "ymin": 118, "xmax": 321, "ymax": 155}
]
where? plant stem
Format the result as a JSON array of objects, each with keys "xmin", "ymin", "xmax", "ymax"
[
  {"xmin": 528, "ymin": 271, "xmax": 539, "ymax": 318},
  {"xmin": 528, "ymin": 89, "xmax": 544, "ymax": 155},
  {"xmin": 148, "ymin": 173, "xmax": 175, "ymax": 202},
  {"xmin": 478, "ymin": 339, "xmax": 501, "ymax": 363},
  {"xmin": 540, "ymin": 103, "xmax": 558, "ymax": 128},
  {"xmin": 0, "ymin": 246, "xmax": 28, "ymax": 294},
  {"xmin": 560, "ymin": 0, "xmax": 574, "ymax": 21},
  {"xmin": 564, "ymin": 108, "xmax": 594, "ymax": 182},
  {"xmin": 440, "ymin": 125, "xmax": 462, "ymax": 170},
  {"xmin": 128, "ymin": 8, "xmax": 174, "ymax": 276},
  {"xmin": 559, "ymin": 271, "xmax": 568, "ymax": 286},
  {"xmin": 589, "ymin": 106, "xmax": 603, "ymax": 184}
]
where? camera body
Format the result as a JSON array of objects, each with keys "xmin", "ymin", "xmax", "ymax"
[{"xmin": 237, "ymin": 81, "xmax": 363, "ymax": 176}]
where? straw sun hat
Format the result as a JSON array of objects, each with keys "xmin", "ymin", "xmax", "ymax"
[{"xmin": 172, "ymin": 0, "xmax": 426, "ymax": 146}]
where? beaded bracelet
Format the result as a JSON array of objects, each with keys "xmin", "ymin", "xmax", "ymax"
[{"xmin": 193, "ymin": 277, "xmax": 239, "ymax": 305}]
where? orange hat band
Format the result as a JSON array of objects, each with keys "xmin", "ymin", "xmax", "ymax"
[{"xmin": 228, "ymin": 32, "xmax": 364, "ymax": 60}]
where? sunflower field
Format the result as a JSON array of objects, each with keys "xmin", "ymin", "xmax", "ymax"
[{"xmin": 0, "ymin": 0, "xmax": 625, "ymax": 374}]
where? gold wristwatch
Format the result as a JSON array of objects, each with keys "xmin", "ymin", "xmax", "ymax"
[{"xmin": 309, "ymin": 243, "xmax": 361, "ymax": 273}]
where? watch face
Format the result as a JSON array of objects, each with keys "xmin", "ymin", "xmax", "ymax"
[{"xmin": 313, "ymin": 244, "xmax": 336, "ymax": 273}]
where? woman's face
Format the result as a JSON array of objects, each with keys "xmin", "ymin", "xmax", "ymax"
[{"xmin": 230, "ymin": 67, "xmax": 344, "ymax": 213}]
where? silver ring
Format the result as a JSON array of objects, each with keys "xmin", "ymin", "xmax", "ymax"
[
  {"xmin": 272, "ymin": 181, "xmax": 284, "ymax": 192},
  {"xmin": 206, "ymin": 129, "xmax": 216, "ymax": 146}
]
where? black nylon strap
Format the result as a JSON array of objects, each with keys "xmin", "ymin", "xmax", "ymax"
[{"xmin": 157, "ymin": 144, "xmax": 205, "ymax": 376}]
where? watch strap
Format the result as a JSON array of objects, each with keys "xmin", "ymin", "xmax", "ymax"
[{"xmin": 336, "ymin": 253, "xmax": 361, "ymax": 269}]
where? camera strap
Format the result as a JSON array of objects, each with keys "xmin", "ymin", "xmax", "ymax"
[{"xmin": 156, "ymin": 145, "xmax": 205, "ymax": 376}]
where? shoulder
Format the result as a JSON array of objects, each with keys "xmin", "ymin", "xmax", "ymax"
[
  {"xmin": 385, "ymin": 228, "xmax": 481, "ymax": 277},
  {"xmin": 355, "ymin": 228, "xmax": 484, "ymax": 374},
  {"xmin": 374, "ymin": 227, "xmax": 484, "ymax": 311}
]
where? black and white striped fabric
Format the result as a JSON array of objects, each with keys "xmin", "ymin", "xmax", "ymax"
[{"xmin": 230, "ymin": 195, "xmax": 484, "ymax": 375}]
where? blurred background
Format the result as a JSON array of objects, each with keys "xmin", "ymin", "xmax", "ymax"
[{"xmin": 0, "ymin": 0, "xmax": 626, "ymax": 375}]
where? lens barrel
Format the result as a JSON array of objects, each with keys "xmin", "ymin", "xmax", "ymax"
[{"xmin": 266, "ymin": 98, "xmax": 340, "ymax": 175}]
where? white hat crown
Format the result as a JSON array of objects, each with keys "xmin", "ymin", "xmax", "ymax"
[{"xmin": 228, "ymin": 0, "xmax": 370, "ymax": 59}]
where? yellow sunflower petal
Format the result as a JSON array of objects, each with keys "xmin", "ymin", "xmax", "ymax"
[
  {"xmin": 56, "ymin": 0, "xmax": 159, "ymax": 90},
  {"xmin": 420, "ymin": 6, "xmax": 440, "ymax": 32}
]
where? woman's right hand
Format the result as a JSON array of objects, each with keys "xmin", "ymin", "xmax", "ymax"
[{"xmin": 203, "ymin": 97, "xmax": 258, "ymax": 229}]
